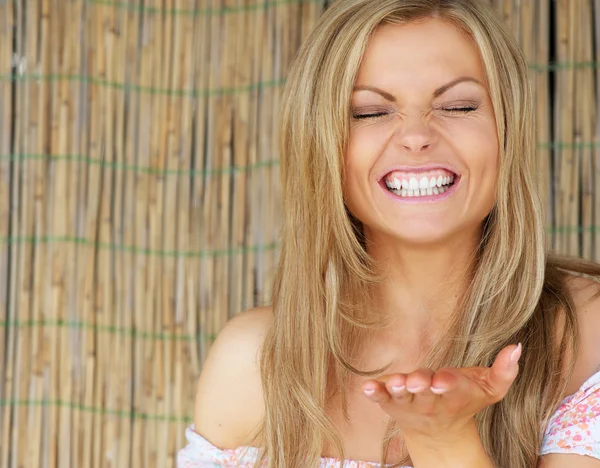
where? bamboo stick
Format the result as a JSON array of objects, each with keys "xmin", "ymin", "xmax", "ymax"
[
  {"xmin": 116, "ymin": 1, "xmax": 138, "ymax": 466},
  {"xmin": 131, "ymin": 1, "xmax": 151, "ymax": 464},
  {"xmin": 554, "ymin": 0, "xmax": 575, "ymax": 254},
  {"xmin": 258, "ymin": 3, "xmax": 275, "ymax": 307},
  {"xmin": 31, "ymin": 0, "xmax": 51, "ymax": 466},
  {"xmin": 80, "ymin": 1, "xmax": 104, "ymax": 466},
  {"xmin": 161, "ymin": 0, "xmax": 181, "ymax": 462},
  {"xmin": 566, "ymin": 0, "xmax": 580, "ymax": 256},
  {"xmin": 230, "ymin": 0, "xmax": 251, "ymax": 320},
  {"xmin": 534, "ymin": 0, "xmax": 552, "ymax": 249},
  {"xmin": 0, "ymin": 1, "xmax": 15, "ymax": 468},
  {"xmin": 51, "ymin": 0, "xmax": 75, "ymax": 463},
  {"xmin": 201, "ymin": 0, "xmax": 219, "ymax": 359},
  {"xmin": 594, "ymin": 0, "xmax": 600, "ymax": 261},
  {"xmin": 73, "ymin": 0, "xmax": 93, "ymax": 464},
  {"xmin": 148, "ymin": 0, "xmax": 169, "ymax": 463},
  {"xmin": 0, "ymin": 4, "xmax": 14, "ymax": 456},
  {"xmin": 192, "ymin": 0, "xmax": 209, "ymax": 366},
  {"xmin": 243, "ymin": 4, "xmax": 264, "ymax": 312},
  {"xmin": 65, "ymin": 2, "xmax": 85, "ymax": 466},
  {"xmin": 190, "ymin": 0, "xmax": 209, "ymax": 368},
  {"xmin": 578, "ymin": 0, "xmax": 595, "ymax": 259},
  {"xmin": 172, "ymin": 0, "xmax": 195, "ymax": 451}
]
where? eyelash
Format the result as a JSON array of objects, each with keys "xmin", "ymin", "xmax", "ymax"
[{"xmin": 352, "ymin": 106, "xmax": 479, "ymax": 120}]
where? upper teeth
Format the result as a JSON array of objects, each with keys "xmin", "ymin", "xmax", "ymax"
[{"xmin": 385, "ymin": 175, "xmax": 454, "ymax": 191}]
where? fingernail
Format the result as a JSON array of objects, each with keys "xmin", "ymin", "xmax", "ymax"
[
  {"xmin": 363, "ymin": 388, "xmax": 375, "ymax": 396},
  {"xmin": 406, "ymin": 386, "xmax": 424, "ymax": 393},
  {"xmin": 391, "ymin": 385, "xmax": 405, "ymax": 393},
  {"xmin": 430, "ymin": 386, "xmax": 447, "ymax": 394},
  {"xmin": 509, "ymin": 343, "xmax": 522, "ymax": 366}
]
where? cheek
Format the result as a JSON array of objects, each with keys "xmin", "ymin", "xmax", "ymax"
[
  {"xmin": 453, "ymin": 118, "xmax": 499, "ymax": 168},
  {"xmin": 342, "ymin": 155, "xmax": 365, "ymax": 209},
  {"xmin": 346, "ymin": 124, "xmax": 389, "ymax": 164},
  {"xmin": 343, "ymin": 136, "xmax": 378, "ymax": 214},
  {"xmin": 469, "ymin": 131, "xmax": 500, "ymax": 206},
  {"xmin": 344, "ymin": 130, "xmax": 379, "ymax": 184}
]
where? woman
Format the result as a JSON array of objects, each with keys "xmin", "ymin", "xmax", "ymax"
[{"xmin": 179, "ymin": 0, "xmax": 600, "ymax": 467}]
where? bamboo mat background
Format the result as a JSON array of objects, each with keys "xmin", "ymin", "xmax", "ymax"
[{"xmin": 0, "ymin": 0, "xmax": 597, "ymax": 466}]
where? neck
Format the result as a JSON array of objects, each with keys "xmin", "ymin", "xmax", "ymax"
[{"xmin": 364, "ymin": 226, "xmax": 481, "ymax": 344}]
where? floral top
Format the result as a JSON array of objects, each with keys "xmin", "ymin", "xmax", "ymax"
[{"xmin": 178, "ymin": 370, "xmax": 600, "ymax": 467}]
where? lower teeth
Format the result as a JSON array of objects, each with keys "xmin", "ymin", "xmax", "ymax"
[{"xmin": 389, "ymin": 183, "xmax": 453, "ymax": 197}]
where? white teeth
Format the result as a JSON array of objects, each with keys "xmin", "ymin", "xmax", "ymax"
[{"xmin": 385, "ymin": 172, "xmax": 457, "ymax": 197}]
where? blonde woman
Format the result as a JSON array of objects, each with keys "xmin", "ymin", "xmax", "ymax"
[{"xmin": 178, "ymin": 0, "xmax": 600, "ymax": 467}]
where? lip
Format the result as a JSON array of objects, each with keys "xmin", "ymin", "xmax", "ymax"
[
  {"xmin": 378, "ymin": 174, "xmax": 461, "ymax": 204},
  {"xmin": 376, "ymin": 163, "xmax": 460, "ymax": 183}
]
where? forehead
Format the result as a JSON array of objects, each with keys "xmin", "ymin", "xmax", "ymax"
[{"xmin": 355, "ymin": 17, "xmax": 488, "ymax": 91}]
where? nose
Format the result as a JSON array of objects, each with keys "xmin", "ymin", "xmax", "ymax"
[{"xmin": 393, "ymin": 115, "xmax": 437, "ymax": 152}]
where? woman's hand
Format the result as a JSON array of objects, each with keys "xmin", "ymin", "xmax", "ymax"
[{"xmin": 361, "ymin": 343, "xmax": 522, "ymax": 445}]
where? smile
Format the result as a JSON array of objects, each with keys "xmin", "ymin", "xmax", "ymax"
[{"xmin": 378, "ymin": 173, "xmax": 460, "ymax": 203}]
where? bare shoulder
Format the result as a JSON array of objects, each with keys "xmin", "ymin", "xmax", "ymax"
[
  {"xmin": 561, "ymin": 274, "xmax": 600, "ymax": 395},
  {"xmin": 193, "ymin": 306, "xmax": 274, "ymax": 449}
]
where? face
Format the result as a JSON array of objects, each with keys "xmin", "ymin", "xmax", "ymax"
[{"xmin": 345, "ymin": 17, "xmax": 499, "ymax": 247}]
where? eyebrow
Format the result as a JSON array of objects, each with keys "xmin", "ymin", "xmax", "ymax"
[{"xmin": 352, "ymin": 77, "xmax": 484, "ymax": 101}]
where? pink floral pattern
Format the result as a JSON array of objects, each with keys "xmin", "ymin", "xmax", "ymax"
[
  {"xmin": 178, "ymin": 370, "xmax": 600, "ymax": 467},
  {"xmin": 540, "ymin": 369, "xmax": 600, "ymax": 458},
  {"xmin": 176, "ymin": 428, "xmax": 404, "ymax": 467}
]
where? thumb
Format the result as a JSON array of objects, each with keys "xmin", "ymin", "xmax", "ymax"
[{"xmin": 488, "ymin": 343, "xmax": 522, "ymax": 396}]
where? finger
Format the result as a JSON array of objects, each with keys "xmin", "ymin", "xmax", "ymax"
[
  {"xmin": 404, "ymin": 368, "xmax": 435, "ymax": 394},
  {"xmin": 376, "ymin": 374, "xmax": 410, "ymax": 402},
  {"xmin": 386, "ymin": 379, "xmax": 412, "ymax": 403},
  {"xmin": 487, "ymin": 343, "xmax": 522, "ymax": 398},
  {"xmin": 362, "ymin": 379, "xmax": 394, "ymax": 405},
  {"xmin": 404, "ymin": 368, "xmax": 438, "ymax": 408},
  {"xmin": 430, "ymin": 367, "xmax": 463, "ymax": 394}
]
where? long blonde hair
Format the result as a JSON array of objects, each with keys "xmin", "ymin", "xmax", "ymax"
[{"xmin": 243, "ymin": 1, "xmax": 600, "ymax": 467}]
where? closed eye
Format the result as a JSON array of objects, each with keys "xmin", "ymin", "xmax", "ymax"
[
  {"xmin": 353, "ymin": 106, "xmax": 478, "ymax": 120},
  {"xmin": 352, "ymin": 112, "xmax": 388, "ymax": 120},
  {"xmin": 441, "ymin": 106, "xmax": 478, "ymax": 113}
]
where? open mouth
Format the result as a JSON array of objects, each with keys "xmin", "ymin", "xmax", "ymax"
[{"xmin": 379, "ymin": 172, "xmax": 459, "ymax": 199}]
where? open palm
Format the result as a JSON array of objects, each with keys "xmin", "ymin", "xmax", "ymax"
[{"xmin": 361, "ymin": 343, "xmax": 522, "ymax": 441}]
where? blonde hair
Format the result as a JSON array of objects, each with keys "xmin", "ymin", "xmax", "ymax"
[{"xmin": 241, "ymin": 1, "xmax": 600, "ymax": 467}]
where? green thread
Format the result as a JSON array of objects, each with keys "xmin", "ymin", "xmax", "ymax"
[
  {"xmin": 0, "ymin": 229, "xmax": 594, "ymax": 260},
  {"xmin": 0, "ymin": 153, "xmax": 279, "ymax": 177},
  {"xmin": 0, "ymin": 141, "xmax": 598, "ymax": 178},
  {"xmin": 537, "ymin": 141, "xmax": 600, "ymax": 150},
  {"xmin": 0, "ymin": 73, "xmax": 285, "ymax": 97},
  {"xmin": 1, "ymin": 62, "xmax": 598, "ymax": 96},
  {"xmin": 0, "ymin": 398, "xmax": 192, "ymax": 423},
  {"xmin": 0, "ymin": 318, "xmax": 217, "ymax": 342},
  {"xmin": 0, "ymin": 236, "xmax": 279, "ymax": 258}
]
